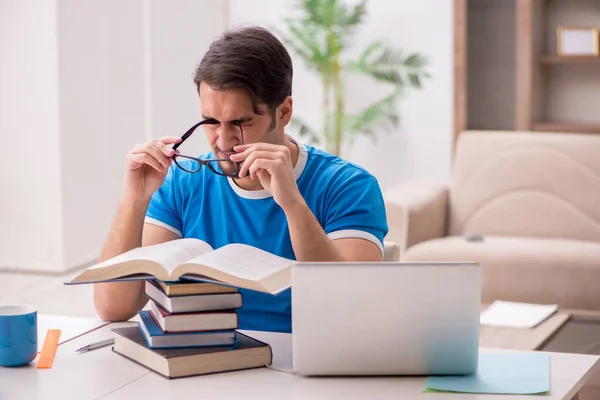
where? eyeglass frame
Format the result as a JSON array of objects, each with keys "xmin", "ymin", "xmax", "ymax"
[{"xmin": 171, "ymin": 118, "xmax": 244, "ymax": 177}]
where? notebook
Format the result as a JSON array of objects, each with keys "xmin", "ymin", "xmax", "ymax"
[{"xmin": 480, "ymin": 301, "xmax": 558, "ymax": 329}]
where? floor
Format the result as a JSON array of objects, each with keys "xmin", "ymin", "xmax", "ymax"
[{"xmin": 0, "ymin": 269, "xmax": 101, "ymax": 318}]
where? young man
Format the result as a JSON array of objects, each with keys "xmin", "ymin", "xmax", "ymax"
[{"xmin": 94, "ymin": 26, "xmax": 388, "ymax": 333}]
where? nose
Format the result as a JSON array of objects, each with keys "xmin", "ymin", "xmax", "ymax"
[{"xmin": 215, "ymin": 124, "xmax": 243, "ymax": 151}]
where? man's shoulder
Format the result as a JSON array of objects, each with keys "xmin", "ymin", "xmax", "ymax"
[{"xmin": 303, "ymin": 144, "xmax": 378, "ymax": 184}]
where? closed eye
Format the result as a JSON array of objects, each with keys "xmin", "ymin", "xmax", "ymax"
[{"xmin": 234, "ymin": 117, "xmax": 253, "ymax": 126}]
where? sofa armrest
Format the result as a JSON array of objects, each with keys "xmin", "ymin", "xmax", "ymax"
[
  {"xmin": 383, "ymin": 241, "xmax": 400, "ymax": 262},
  {"xmin": 383, "ymin": 179, "xmax": 449, "ymax": 254}
]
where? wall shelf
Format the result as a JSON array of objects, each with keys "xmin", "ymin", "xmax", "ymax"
[
  {"xmin": 454, "ymin": 0, "xmax": 600, "ymax": 141},
  {"xmin": 533, "ymin": 122, "xmax": 600, "ymax": 133},
  {"xmin": 540, "ymin": 56, "xmax": 600, "ymax": 64}
]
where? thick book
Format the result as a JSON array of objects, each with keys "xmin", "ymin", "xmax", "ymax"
[
  {"xmin": 145, "ymin": 280, "xmax": 242, "ymax": 313},
  {"xmin": 138, "ymin": 310, "xmax": 235, "ymax": 349},
  {"xmin": 112, "ymin": 326, "xmax": 273, "ymax": 379},
  {"xmin": 157, "ymin": 280, "xmax": 238, "ymax": 297},
  {"xmin": 149, "ymin": 301, "xmax": 238, "ymax": 333},
  {"xmin": 67, "ymin": 238, "xmax": 292, "ymax": 294}
]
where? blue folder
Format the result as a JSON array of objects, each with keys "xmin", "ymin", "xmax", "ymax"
[
  {"xmin": 424, "ymin": 353, "xmax": 550, "ymax": 395},
  {"xmin": 138, "ymin": 310, "xmax": 236, "ymax": 349}
]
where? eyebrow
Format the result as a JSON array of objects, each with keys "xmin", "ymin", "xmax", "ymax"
[{"xmin": 201, "ymin": 115, "xmax": 253, "ymax": 124}]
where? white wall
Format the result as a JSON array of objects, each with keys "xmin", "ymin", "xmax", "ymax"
[
  {"xmin": 0, "ymin": 0, "xmax": 452, "ymax": 271},
  {"xmin": 0, "ymin": 0, "xmax": 64, "ymax": 271},
  {"xmin": 229, "ymin": 0, "xmax": 454, "ymax": 189},
  {"xmin": 57, "ymin": 0, "xmax": 147, "ymax": 269},
  {"xmin": 56, "ymin": 0, "xmax": 226, "ymax": 271},
  {"xmin": 148, "ymin": 0, "xmax": 226, "ymax": 156},
  {"xmin": 0, "ymin": 0, "xmax": 227, "ymax": 272}
]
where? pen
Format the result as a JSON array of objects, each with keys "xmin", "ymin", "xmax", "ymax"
[{"xmin": 75, "ymin": 338, "xmax": 115, "ymax": 353}]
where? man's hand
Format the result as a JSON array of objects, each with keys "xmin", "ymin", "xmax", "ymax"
[
  {"xmin": 230, "ymin": 143, "xmax": 302, "ymax": 210},
  {"xmin": 124, "ymin": 137, "xmax": 181, "ymax": 201}
]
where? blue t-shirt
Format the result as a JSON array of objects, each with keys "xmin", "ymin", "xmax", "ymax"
[{"xmin": 145, "ymin": 141, "xmax": 388, "ymax": 333}]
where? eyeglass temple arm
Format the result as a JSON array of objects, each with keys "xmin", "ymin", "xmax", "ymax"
[
  {"xmin": 171, "ymin": 119, "xmax": 243, "ymax": 151},
  {"xmin": 171, "ymin": 121, "xmax": 206, "ymax": 151}
]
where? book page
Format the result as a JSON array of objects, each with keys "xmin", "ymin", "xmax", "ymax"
[
  {"xmin": 88, "ymin": 238, "xmax": 213, "ymax": 275},
  {"xmin": 189, "ymin": 244, "xmax": 292, "ymax": 281}
]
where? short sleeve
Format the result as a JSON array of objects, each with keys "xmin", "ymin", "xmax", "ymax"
[
  {"xmin": 145, "ymin": 166, "xmax": 183, "ymax": 237},
  {"xmin": 324, "ymin": 173, "xmax": 389, "ymax": 258}
]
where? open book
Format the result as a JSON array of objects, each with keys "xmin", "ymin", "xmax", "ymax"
[{"xmin": 66, "ymin": 239, "xmax": 293, "ymax": 295}]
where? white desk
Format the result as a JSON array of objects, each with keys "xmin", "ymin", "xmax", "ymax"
[
  {"xmin": 0, "ymin": 321, "xmax": 145, "ymax": 400},
  {"xmin": 1, "ymin": 317, "xmax": 598, "ymax": 400}
]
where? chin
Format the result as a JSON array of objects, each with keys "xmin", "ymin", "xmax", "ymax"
[{"xmin": 218, "ymin": 161, "xmax": 238, "ymax": 176}]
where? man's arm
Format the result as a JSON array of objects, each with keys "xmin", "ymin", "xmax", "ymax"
[
  {"xmin": 232, "ymin": 142, "xmax": 385, "ymax": 263},
  {"xmin": 283, "ymin": 200, "xmax": 382, "ymax": 262},
  {"xmin": 93, "ymin": 135, "xmax": 182, "ymax": 322},
  {"xmin": 93, "ymin": 199, "xmax": 178, "ymax": 321}
]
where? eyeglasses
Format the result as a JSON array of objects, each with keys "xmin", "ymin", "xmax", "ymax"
[{"xmin": 171, "ymin": 119, "xmax": 244, "ymax": 177}]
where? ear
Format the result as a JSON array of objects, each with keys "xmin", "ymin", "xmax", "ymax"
[{"xmin": 277, "ymin": 96, "xmax": 293, "ymax": 127}]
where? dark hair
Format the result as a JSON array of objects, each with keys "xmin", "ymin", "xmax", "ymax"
[{"xmin": 194, "ymin": 26, "xmax": 293, "ymax": 115}]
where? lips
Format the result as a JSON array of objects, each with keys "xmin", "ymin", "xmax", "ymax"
[{"xmin": 220, "ymin": 151, "xmax": 236, "ymax": 159}]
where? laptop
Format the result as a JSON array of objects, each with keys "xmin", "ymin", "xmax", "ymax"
[{"xmin": 291, "ymin": 261, "xmax": 481, "ymax": 376}]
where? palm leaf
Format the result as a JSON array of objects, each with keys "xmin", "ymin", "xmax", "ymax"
[
  {"xmin": 345, "ymin": 89, "xmax": 403, "ymax": 139},
  {"xmin": 293, "ymin": 0, "xmax": 362, "ymax": 54},
  {"xmin": 274, "ymin": 21, "xmax": 331, "ymax": 75},
  {"xmin": 332, "ymin": 0, "xmax": 368, "ymax": 51},
  {"xmin": 281, "ymin": 0, "xmax": 430, "ymax": 155},
  {"xmin": 296, "ymin": 0, "xmax": 338, "ymax": 27},
  {"xmin": 356, "ymin": 41, "xmax": 384, "ymax": 67},
  {"xmin": 345, "ymin": 43, "xmax": 429, "ymax": 87},
  {"xmin": 341, "ymin": 0, "xmax": 367, "ymax": 28},
  {"xmin": 408, "ymin": 73, "xmax": 421, "ymax": 89}
]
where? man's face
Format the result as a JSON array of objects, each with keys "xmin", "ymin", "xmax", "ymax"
[{"xmin": 199, "ymin": 82, "xmax": 279, "ymax": 175}]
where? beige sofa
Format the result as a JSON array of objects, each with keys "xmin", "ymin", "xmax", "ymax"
[{"xmin": 384, "ymin": 130, "xmax": 600, "ymax": 310}]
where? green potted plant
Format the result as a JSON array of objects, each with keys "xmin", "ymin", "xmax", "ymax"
[{"xmin": 277, "ymin": 0, "xmax": 430, "ymax": 156}]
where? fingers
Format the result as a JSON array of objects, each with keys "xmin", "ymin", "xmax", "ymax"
[
  {"xmin": 154, "ymin": 140, "xmax": 177, "ymax": 157},
  {"xmin": 132, "ymin": 139, "xmax": 177, "ymax": 157},
  {"xmin": 131, "ymin": 143, "xmax": 170, "ymax": 171},
  {"xmin": 129, "ymin": 153, "xmax": 166, "ymax": 174},
  {"xmin": 131, "ymin": 139, "xmax": 177, "ymax": 171},
  {"xmin": 128, "ymin": 137, "xmax": 182, "ymax": 174},
  {"xmin": 233, "ymin": 142, "xmax": 282, "ymax": 156},
  {"xmin": 151, "ymin": 143, "xmax": 173, "ymax": 170},
  {"xmin": 235, "ymin": 151, "xmax": 278, "ymax": 178},
  {"xmin": 248, "ymin": 159, "xmax": 278, "ymax": 180},
  {"xmin": 158, "ymin": 137, "xmax": 183, "ymax": 145}
]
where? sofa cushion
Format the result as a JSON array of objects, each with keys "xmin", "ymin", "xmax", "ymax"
[
  {"xmin": 403, "ymin": 235, "xmax": 600, "ymax": 311},
  {"xmin": 448, "ymin": 131, "xmax": 600, "ymax": 242}
]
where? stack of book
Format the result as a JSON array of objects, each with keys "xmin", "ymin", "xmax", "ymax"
[{"xmin": 111, "ymin": 279, "xmax": 272, "ymax": 379}]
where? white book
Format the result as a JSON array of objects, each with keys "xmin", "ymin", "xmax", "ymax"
[
  {"xmin": 144, "ymin": 280, "xmax": 242, "ymax": 314},
  {"xmin": 148, "ymin": 301, "xmax": 238, "ymax": 333},
  {"xmin": 480, "ymin": 300, "xmax": 558, "ymax": 329},
  {"xmin": 66, "ymin": 238, "xmax": 293, "ymax": 295}
]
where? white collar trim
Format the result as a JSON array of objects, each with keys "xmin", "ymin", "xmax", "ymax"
[{"xmin": 227, "ymin": 140, "xmax": 308, "ymax": 200}]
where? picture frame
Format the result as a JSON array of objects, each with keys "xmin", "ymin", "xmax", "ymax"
[{"xmin": 557, "ymin": 26, "xmax": 599, "ymax": 57}]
